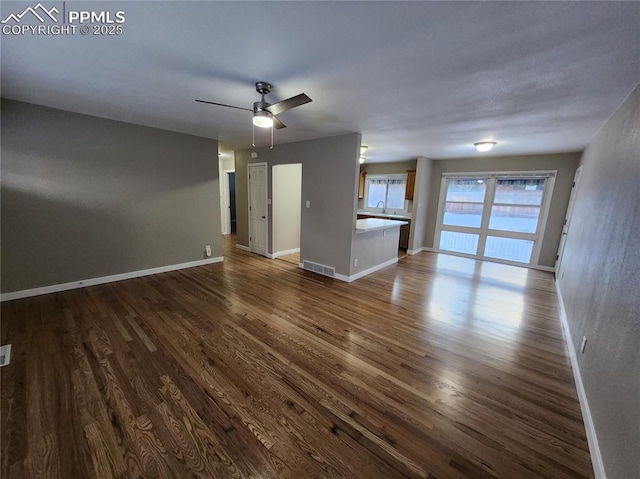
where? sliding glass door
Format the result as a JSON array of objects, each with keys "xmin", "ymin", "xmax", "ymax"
[{"xmin": 435, "ymin": 173, "xmax": 555, "ymax": 267}]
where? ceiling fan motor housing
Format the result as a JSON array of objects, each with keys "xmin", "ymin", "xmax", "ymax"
[
  {"xmin": 255, "ymin": 82, "xmax": 272, "ymax": 95},
  {"xmin": 253, "ymin": 100, "xmax": 271, "ymax": 114},
  {"xmin": 254, "ymin": 82, "xmax": 272, "ymax": 114}
]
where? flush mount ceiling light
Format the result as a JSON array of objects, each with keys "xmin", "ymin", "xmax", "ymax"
[
  {"xmin": 359, "ymin": 145, "xmax": 368, "ymax": 163},
  {"xmin": 253, "ymin": 110, "xmax": 274, "ymax": 128},
  {"xmin": 474, "ymin": 141, "xmax": 497, "ymax": 152}
]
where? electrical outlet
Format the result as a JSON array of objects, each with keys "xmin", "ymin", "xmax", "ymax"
[
  {"xmin": 580, "ymin": 336, "xmax": 587, "ymax": 353},
  {"xmin": 354, "ymin": 258, "xmax": 358, "ymax": 267},
  {"xmin": 205, "ymin": 245, "xmax": 212, "ymax": 257}
]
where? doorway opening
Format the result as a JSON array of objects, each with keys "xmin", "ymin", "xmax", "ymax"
[
  {"xmin": 227, "ymin": 172, "xmax": 237, "ymax": 234},
  {"xmin": 272, "ymin": 163, "xmax": 302, "ymax": 264}
]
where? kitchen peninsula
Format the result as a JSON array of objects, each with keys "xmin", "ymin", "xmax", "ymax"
[{"xmin": 349, "ymin": 217, "xmax": 408, "ymax": 281}]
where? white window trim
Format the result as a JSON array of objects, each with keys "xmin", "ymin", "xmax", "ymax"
[
  {"xmin": 364, "ymin": 173, "xmax": 408, "ymax": 213},
  {"xmin": 434, "ymin": 171, "xmax": 556, "ymax": 269}
]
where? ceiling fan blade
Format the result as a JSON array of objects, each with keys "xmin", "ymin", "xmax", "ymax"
[
  {"xmin": 272, "ymin": 116, "xmax": 286, "ymax": 129},
  {"xmin": 266, "ymin": 93, "xmax": 312, "ymax": 116},
  {"xmin": 195, "ymin": 99, "xmax": 252, "ymax": 112}
]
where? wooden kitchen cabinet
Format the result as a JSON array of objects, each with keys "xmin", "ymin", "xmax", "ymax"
[
  {"xmin": 358, "ymin": 171, "xmax": 366, "ymax": 199},
  {"xmin": 405, "ymin": 170, "xmax": 416, "ymax": 200}
]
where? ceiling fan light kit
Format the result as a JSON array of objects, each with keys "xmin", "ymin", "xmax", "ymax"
[
  {"xmin": 252, "ymin": 110, "xmax": 273, "ymax": 128},
  {"xmin": 474, "ymin": 141, "xmax": 497, "ymax": 152},
  {"xmin": 196, "ymin": 81, "xmax": 312, "ymax": 148}
]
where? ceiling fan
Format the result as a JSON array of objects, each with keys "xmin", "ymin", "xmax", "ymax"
[{"xmin": 196, "ymin": 81, "xmax": 312, "ymax": 130}]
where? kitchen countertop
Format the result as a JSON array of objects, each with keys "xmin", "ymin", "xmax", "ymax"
[
  {"xmin": 355, "ymin": 218, "xmax": 409, "ymax": 234},
  {"xmin": 357, "ymin": 210, "xmax": 412, "ymax": 220}
]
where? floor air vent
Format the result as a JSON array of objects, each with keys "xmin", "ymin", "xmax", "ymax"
[
  {"xmin": 302, "ymin": 260, "xmax": 336, "ymax": 278},
  {"xmin": 0, "ymin": 344, "xmax": 11, "ymax": 367}
]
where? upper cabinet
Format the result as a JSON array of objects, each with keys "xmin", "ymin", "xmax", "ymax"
[
  {"xmin": 405, "ymin": 170, "xmax": 416, "ymax": 200},
  {"xmin": 358, "ymin": 171, "xmax": 366, "ymax": 199}
]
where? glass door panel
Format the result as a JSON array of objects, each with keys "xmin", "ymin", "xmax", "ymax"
[
  {"xmin": 488, "ymin": 205, "xmax": 541, "ymax": 233},
  {"xmin": 443, "ymin": 203, "xmax": 484, "ymax": 228},
  {"xmin": 445, "ymin": 179, "xmax": 487, "ymax": 202},
  {"xmin": 439, "ymin": 231, "xmax": 479, "ymax": 255},
  {"xmin": 484, "ymin": 237, "xmax": 534, "ymax": 263},
  {"xmin": 493, "ymin": 179, "xmax": 545, "ymax": 205}
]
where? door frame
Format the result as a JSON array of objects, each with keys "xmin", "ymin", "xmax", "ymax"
[
  {"xmin": 555, "ymin": 165, "xmax": 583, "ymax": 277},
  {"xmin": 222, "ymin": 169, "xmax": 235, "ymax": 235},
  {"xmin": 248, "ymin": 162, "xmax": 268, "ymax": 256},
  {"xmin": 271, "ymin": 163, "xmax": 303, "ymax": 258}
]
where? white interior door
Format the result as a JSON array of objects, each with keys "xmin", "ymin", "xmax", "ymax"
[
  {"xmin": 555, "ymin": 165, "xmax": 583, "ymax": 277},
  {"xmin": 249, "ymin": 163, "xmax": 268, "ymax": 256}
]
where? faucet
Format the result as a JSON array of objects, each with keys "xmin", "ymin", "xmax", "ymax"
[{"xmin": 376, "ymin": 200, "xmax": 386, "ymax": 213}]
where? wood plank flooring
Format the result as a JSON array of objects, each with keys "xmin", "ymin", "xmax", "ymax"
[{"xmin": 1, "ymin": 236, "xmax": 594, "ymax": 478}]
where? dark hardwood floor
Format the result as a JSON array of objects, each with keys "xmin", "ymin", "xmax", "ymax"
[{"xmin": 1, "ymin": 236, "xmax": 593, "ymax": 478}]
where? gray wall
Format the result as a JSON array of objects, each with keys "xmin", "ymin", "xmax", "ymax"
[
  {"xmin": 235, "ymin": 133, "xmax": 361, "ymax": 276},
  {"xmin": 350, "ymin": 227, "xmax": 401, "ymax": 276},
  {"xmin": 1, "ymin": 99, "xmax": 221, "ymax": 293},
  {"xmin": 408, "ymin": 157, "xmax": 433, "ymax": 252},
  {"xmin": 424, "ymin": 152, "xmax": 580, "ymax": 268},
  {"xmin": 557, "ymin": 85, "xmax": 640, "ymax": 479}
]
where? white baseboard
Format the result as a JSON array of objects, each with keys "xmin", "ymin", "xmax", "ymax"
[
  {"xmin": 297, "ymin": 258, "xmax": 397, "ymax": 283},
  {"xmin": 268, "ymin": 248, "xmax": 300, "ymax": 259},
  {"xmin": 555, "ymin": 282, "xmax": 606, "ymax": 479},
  {"xmin": 407, "ymin": 246, "xmax": 434, "ymax": 255},
  {"xmin": 332, "ymin": 257, "xmax": 398, "ymax": 283},
  {"xmin": 536, "ymin": 264, "xmax": 556, "ymax": 273},
  {"xmin": 236, "ymin": 244, "xmax": 250, "ymax": 252},
  {"xmin": 1, "ymin": 257, "xmax": 224, "ymax": 302}
]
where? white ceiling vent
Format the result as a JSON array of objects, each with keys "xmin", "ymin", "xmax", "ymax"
[
  {"xmin": 302, "ymin": 260, "xmax": 335, "ymax": 278},
  {"xmin": 0, "ymin": 344, "xmax": 12, "ymax": 367}
]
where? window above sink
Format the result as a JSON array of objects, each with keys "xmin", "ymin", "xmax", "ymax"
[{"xmin": 365, "ymin": 174, "xmax": 408, "ymax": 213}]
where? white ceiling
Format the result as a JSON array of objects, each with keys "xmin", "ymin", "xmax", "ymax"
[{"xmin": 2, "ymin": 1, "xmax": 639, "ymax": 162}]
